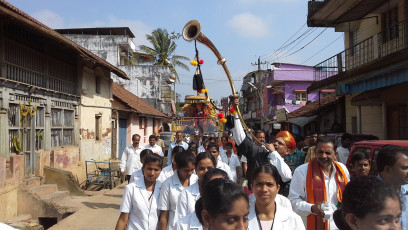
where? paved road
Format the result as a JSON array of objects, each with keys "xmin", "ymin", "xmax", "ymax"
[{"xmin": 49, "ymin": 183, "xmax": 125, "ymax": 230}]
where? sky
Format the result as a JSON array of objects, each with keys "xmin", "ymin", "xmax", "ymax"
[{"xmin": 7, "ymin": 0, "xmax": 345, "ymax": 102}]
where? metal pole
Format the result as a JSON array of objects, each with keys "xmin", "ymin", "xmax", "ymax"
[{"xmin": 174, "ymin": 82, "xmax": 176, "ymax": 102}]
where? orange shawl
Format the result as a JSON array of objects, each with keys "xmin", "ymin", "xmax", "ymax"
[{"xmin": 306, "ymin": 158, "xmax": 348, "ymax": 230}]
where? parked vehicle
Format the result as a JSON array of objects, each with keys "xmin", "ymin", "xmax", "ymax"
[
  {"xmin": 346, "ymin": 140, "xmax": 408, "ymax": 176},
  {"xmin": 326, "ymin": 133, "xmax": 379, "ymax": 148}
]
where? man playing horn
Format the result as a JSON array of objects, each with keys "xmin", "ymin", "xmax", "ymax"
[
  {"xmin": 230, "ymin": 96, "xmax": 292, "ymax": 188},
  {"xmin": 288, "ymin": 136, "xmax": 350, "ymax": 230}
]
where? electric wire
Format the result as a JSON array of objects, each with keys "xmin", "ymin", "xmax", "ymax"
[
  {"xmin": 271, "ymin": 28, "xmax": 327, "ymax": 62},
  {"xmin": 300, "ymin": 34, "xmax": 344, "ymax": 65}
]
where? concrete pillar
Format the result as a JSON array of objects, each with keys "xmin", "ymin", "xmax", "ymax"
[
  {"xmin": 44, "ymin": 99, "xmax": 51, "ymax": 151},
  {"xmin": 0, "ymin": 109, "xmax": 8, "ymax": 158},
  {"xmin": 0, "ymin": 157, "xmax": 6, "ymax": 189},
  {"xmin": 373, "ymin": 34, "xmax": 379, "ymax": 59},
  {"xmin": 382, "ymin": 102, "xmax": 387, "ymax": 139},
  {"xmin": 357, "ymin": 105, "xmax": 361, "ymax": 134}
]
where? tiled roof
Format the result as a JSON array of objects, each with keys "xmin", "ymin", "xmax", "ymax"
[
  {"xmin": 287, "ymin": 94, "xmax": 342, "ymax": 118},
  {"xmin": 112, "ymin": 83, "xmax": 167, "ymax": 118},
  {"xmin": 0, "ymin": 0, "xmax": 129, "ymax": 80}
]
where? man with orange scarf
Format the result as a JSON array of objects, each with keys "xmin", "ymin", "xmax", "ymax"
[{"xmin": 288, "ymin": 136, "xmax": 349, "ymax": 230}]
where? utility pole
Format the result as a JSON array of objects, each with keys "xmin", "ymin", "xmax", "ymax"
[
  {"xmin": 250, "ymin": 57, "xmax": 267, "ymax": 131},
  {"xmin": 251, "ymin": 56, "xmax": 267, "ymax": 71}
]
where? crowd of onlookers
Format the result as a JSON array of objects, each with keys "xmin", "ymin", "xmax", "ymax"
[{"xmin": 116, "ymin": 104, "xmax": 407, "ymax": 230}]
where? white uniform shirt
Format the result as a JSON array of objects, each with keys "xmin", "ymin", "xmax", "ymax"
[
  {"xmin": 158, "ymin": 172, "xmax": 198, "ymax": 230},
  {"xmin": 401, "ymin": 184, "xmax": 408, "ymax": 230},
  {"xmin": 197, "ymin": 145, "xmax": 206, "ymax": 153},
  {"xmin": 268, "ymin": 151, "xmax": 293, "ymax": 183},
  {"xmin": 241, "ymin": 155, "xmax": 247, "ymax": 163},
  {"xmin": 120, "ymin": 177, "xmax": 162, "ymax": 230},
  {"xmin": 129, "ymin": 169, "xmax": 167, "ymax": 183},
  {"xmin": 220, "ymin": 152, "xmax": 240, "ymax": 182},
  {"xmin": 216, "ymin": 160, "xmax": 234, "ymax": 181},
  {"xmin": 161, "ymin": 164, "xmax": 175, "ymax": 181},
  {"xmin": 288, "ymin": 162, "xmax": 350, "ymax": 230},
  {"xmin": 144, "ymin": 144, "xmax": 164, "ymax": 157},
  {"xmin": 336, "ymin": 146, "xmax": 350, "ymax": 164},
  {"xmin": 120, "ymin": 145, "xmax": 145, "ymax": 176},
  {"xmin": 248, "ymin": 203, "xmax": 305, "ymax": 230},
  {"xmin": 175, "ymin": 212, "xmax": 202, "ymax": 230},
  {"xmin": 175, "ymin": 182, "xmax": 200, "ymax": 223}
]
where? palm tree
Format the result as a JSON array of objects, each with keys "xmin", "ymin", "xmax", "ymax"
[{"xmin": 139, "ymin": 28, "xmax": 189, "ymax": 82}]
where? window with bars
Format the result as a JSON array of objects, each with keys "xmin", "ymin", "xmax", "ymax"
[
  {"xmin": 51, "ymin": 108, "xmax": 74, "ymax": 147},
  {"xmin": 7, "ymin": 103, "xmax": 45, "ymax": 153},
  {"xmin": 295, "ymin": 92, "xmax": 308, "ymax": 101},
  {"xmin": 382, "ymin": 6, "xmax": 399, "ymax": 43}
]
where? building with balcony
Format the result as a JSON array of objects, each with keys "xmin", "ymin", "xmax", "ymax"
[
  {"xmin": 307, "ymin": 0, "xmax": 408, "ymax": 139},
  {"xmin": 56, "ymin": 27, "xmax": 176, "ymax": 115},
  {"xmin": 0, "ymin": 0, "xmax": 131, "ymax": 219},
  {"xmin": 241, "ymin": 63, "xmax": 327, "ymax": 134}
]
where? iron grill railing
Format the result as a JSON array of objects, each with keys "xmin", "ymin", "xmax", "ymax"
[
  {"xmin": 314, "ymin": 18, "xmax": 408, "ymax": 81},
  {"xmin": 3, "ymin": 39, "xmax": 78, "ymax": 95}
]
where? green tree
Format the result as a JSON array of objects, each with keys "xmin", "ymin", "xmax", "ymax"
[{"xmin": 139, "ymin": 28, "xmax": 189, "ymax": 82}]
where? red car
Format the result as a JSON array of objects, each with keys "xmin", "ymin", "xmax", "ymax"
[{"xmin": 346, "ymin": 140, "xmax": 408, "ymax": 176}]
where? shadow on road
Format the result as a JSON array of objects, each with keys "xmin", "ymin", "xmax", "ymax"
[
  {"xmin": 82, "ymin": 202, "xmax": 120, "ymax": 209},
  {"xmin": 103, "ymin": 194, "xmax": 123, "ymax": 198}
]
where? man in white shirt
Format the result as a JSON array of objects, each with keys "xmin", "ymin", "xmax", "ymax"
[
  {"xmin": 120, "ymin": 134, "xmax": 145, "ymax": 183},
  {"xmin": 207, "ymin": 142, "xmax": 234, "ymax": 181},
  {"xmin": 145, "ymin": 134, "xmax": 164, "ymax": 157},
  {"xmin": 230, "ymin": 97, "xmax": 292, "ymax": 187},
  {"xmin": 336, "ymin": 133, "xmax": 352, "ymax": 164},
  {"xmin": 167, "ymin": 131, "xmax": 188, "ymax": 166},
  {"xmin": 220, "ymin": 142, "xmax": 240, "ymax": 182},
  {"xmin": 288, "ymin": 136, "xmax": 350, "ymax": 230}
]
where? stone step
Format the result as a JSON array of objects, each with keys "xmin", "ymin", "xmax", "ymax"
[
  {"xmin": 41, "ymin": 191, "xmax": 70, "ymax": 203},
  {"xmin": 21, "ymin": 177, "xmax": 42, "ymax": 190},
  {"xmin": 28, "ymin": 184, "xmax": 58, "ymax": 198}
]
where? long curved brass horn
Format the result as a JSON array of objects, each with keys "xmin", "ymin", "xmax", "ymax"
[{"xmin": 182, "ymin": 20, "xmax": 258, "ymax": 142}]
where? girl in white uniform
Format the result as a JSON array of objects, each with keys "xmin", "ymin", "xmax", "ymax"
[
  {"xmin": 175, "ymin": 152, "xmax": 216, "ymax": 222},
  {"xmin": 158, "ymin": 150, "xmax": 198, "ymax": 230},
  {"xmin": 175, "ymin": 168, "xmax": 230, "ymax": 230},
  {"xmin": 161, "ymin": 146, "xmax": 184, "ymax": 181},
  {"xmin": 195, "ymin": 178, "xmax": 250, "ymax": 230},
  {"xmin": 115, "ymin": 153, "xmax": 163, "ymax": 230},
  {"xmin": 248, "ymin": 164, "xmax": 305, "ymax": 230}
]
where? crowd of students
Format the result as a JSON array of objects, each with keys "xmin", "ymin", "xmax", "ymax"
[{"xmin": 116, "ymin": 100, "xmax": 407, "ymax": 230}]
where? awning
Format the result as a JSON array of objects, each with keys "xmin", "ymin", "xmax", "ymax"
[{"xmin": 287, "ymin": 115, "xmax": 318, "ymax": 127}]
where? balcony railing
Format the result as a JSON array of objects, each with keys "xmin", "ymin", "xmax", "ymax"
[
  {"xmin": 5, "ymin": 63, "xmax": 77, "ymax": 95},
  {"xmin": 314, "ymin": 18, "xmax": 408, "ymax": 81}
]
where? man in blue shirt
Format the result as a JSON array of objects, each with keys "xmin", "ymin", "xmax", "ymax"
[
  {"xmin": 376, "ymin": 145, "xmax": 408, "ymax": 230},
  {"xmin": 167, "ymin": 131, "xmax": 188, "ymax": 166}
]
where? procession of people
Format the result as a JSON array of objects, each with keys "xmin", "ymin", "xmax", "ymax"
[{"xmin": 116, "ymin": 97, "xmax": 408, "ymax": 230}]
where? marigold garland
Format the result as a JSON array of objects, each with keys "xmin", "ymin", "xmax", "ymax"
[{"xmin": 19, "ymin": 103, "xmax": 37, "ymax": 117}]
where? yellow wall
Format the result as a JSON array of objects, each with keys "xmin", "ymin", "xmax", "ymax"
[
  {"xmin": 79, "ymin": 67, "xmax": 113, "ymax": 162},
  {"xmin": 361, "ymin": 105, "xmax": 383, "ymax": 139},
  {"xmin": 345, "ymin": 94, "xmax": 355, "ymax": 133}
]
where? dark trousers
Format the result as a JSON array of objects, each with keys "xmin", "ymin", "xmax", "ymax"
[{"xmin": 125, "ymin": 175, "xmax": 131, "ymax": 183}]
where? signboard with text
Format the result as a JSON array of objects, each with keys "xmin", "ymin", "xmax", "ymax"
[{"xmin": 276, "ymin": 108, "xmax": 287, "ymax": 122}]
